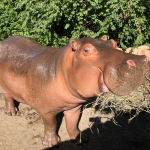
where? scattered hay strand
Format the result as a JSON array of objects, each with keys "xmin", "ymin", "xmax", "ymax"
[{"xmin": 90, "ymin": 84, "xmax": 150, "ymax": 122}]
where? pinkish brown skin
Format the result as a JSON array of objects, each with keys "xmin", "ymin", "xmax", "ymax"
[{"xmin": 0, "ymin": 35, "xmax": 149, "ymax": 147}]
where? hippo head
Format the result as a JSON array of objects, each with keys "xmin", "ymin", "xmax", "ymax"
[{"xmin": 66, "ymin": 37, "xmax": 149, "ymax": 98}]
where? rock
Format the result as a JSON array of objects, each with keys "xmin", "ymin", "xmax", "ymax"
[{"xmin": 126, "ymin": 46, "xmax": 150, "ymax": 59}]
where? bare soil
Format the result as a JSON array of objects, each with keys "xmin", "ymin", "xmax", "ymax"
[{"xmin": 0, "ymin": 93, "xmax": 150, "ymax": 150}]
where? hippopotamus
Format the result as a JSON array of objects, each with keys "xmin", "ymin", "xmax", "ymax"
[{"xmin": 0, "ymin": 35, "xmax": 149, "ymax": 147}]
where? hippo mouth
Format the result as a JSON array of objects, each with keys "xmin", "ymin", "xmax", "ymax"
[
  {"xmin": 100, "ymin": 81, "xmax": 110, "ymax": 93},
  {"xmin": 98, "ymin": 72, "xmax": 110, "ymax": 93}
]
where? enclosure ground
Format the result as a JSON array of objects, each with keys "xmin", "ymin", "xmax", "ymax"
[{"xmin": 0, "ymin": 94, "xmax": 150, "ymax": 150}]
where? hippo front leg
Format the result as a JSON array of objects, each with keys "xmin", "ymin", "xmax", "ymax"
[
  {"xmin": 41, "ymin": 112, "xmax": 61, "ymax": 147},
  {"xmin": 1, "ymin": 89, "xmax": 17, "ymax": 116},
  {"xmin": 63, "ymin": 105, "xmax": 88, "ymax": 144}
]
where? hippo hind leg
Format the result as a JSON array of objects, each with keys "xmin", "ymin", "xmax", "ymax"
[{"xmin": 1, "ymin": 89, "xmax": 18, "ymax": 116}]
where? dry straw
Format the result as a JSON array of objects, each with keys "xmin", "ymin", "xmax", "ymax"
[{"xmin": 87, "ymin": 84, "xmax": 150, "ymax": 122}]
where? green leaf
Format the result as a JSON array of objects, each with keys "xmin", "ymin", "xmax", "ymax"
[{"xmin": 64, "ymin": 24, "xmax": 70, "ymax": 29}]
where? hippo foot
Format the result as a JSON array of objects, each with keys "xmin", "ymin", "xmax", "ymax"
[
  {"xmin": 71, "ymin": 132, "xmax": 88, "ymax": 144},
  {"xmin": 43, "ymin": 132, "xmax": 60, "ymax": 148},
  {"xmin": 5, "ymin": 107, "xmax": 18, "ymax": 116}
]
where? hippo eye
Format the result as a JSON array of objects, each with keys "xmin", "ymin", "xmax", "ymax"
[
  {"xmin": 72, "ymin": 48, "xmax": 76, "ymax": 52},
  {"xmin": 84, "ymin": 50, "xmax": 88, "ymax": 52}
]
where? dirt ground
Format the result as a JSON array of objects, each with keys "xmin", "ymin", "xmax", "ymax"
[{"xmin": 1, "ymin": 93, "xmax": 150, "ymax": 150}]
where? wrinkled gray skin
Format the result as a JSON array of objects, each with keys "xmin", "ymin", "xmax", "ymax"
[{"xmin": 0, "ymin": 35, "xmax": 149, "ymax": 148}]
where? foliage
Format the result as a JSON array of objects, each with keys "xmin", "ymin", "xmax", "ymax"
[{"xmin": 0, "ymin": 0, "xmax": 150, "ymax": 48}]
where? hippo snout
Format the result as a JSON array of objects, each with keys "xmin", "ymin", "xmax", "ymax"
[
  {"xmin": 103, "ymin": 54, "xmax": 148, "ymax": 96},
  {"xmin": 131, "ymin": 55, "xmax": 149, "ymax": 66},
  {"xmin": 125, "ymin": 55, "xmax": 148, "ymax": 69}
]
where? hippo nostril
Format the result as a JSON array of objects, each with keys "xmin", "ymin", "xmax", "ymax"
[
  {"xmin": 141, "ymin": 55, "xmax": 149, "ymax": 63},
  {"xmin": 146, "ymin": 56, "xmax": 149, "ymax": 63},
  {"xmin": 126, "ymin": 59, "xmax": 136, "ymax": 67}
]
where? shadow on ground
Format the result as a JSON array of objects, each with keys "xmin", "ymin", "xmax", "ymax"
[{"xmin": 43, "ymin": 111, "xmax": 150, "ymax": 150}]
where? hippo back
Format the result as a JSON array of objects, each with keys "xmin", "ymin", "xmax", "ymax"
[{"xmin": 0, "ymin": 36, "xmax": 59, "ymax": 75}]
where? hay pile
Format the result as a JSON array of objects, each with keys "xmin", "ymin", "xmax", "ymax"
[{"xmin": 90, "ymin": 84, "xmax": 150, "ymax": 121}]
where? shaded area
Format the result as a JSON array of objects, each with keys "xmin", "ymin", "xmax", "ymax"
[{"xmin": 43, "ymin": 111, "xmax": 150, "ymax": 150}]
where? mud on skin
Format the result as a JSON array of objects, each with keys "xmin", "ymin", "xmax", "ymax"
[{"xmin": 0, "ymin": 35, "xmax": 149, "ymax": 148}]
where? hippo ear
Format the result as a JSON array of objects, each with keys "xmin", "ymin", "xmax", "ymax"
[
  {"xmin": 101, "ymin": 35, "xmax": 107, "ymax": 41},
  {"xmin": 70, "ymin": 39, "xmax": 80, "ymax": 51},
  {"xmin": 110, "ymin": 39, "xmax": 117, "ymax": 49}
]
